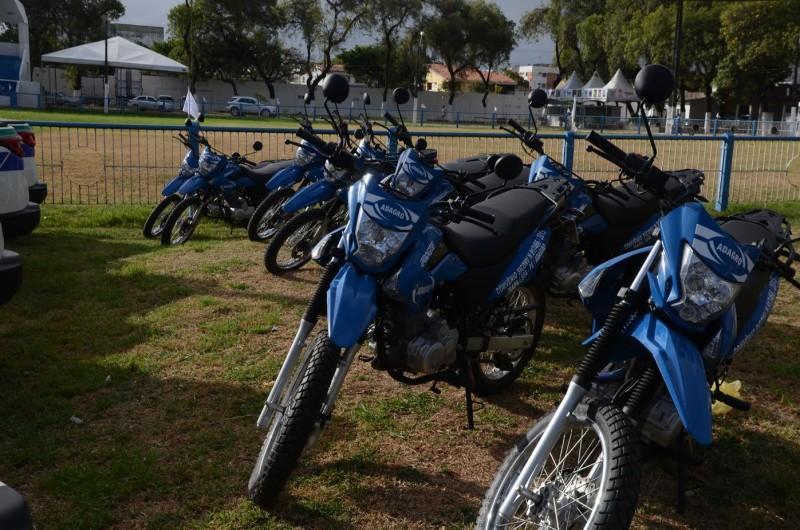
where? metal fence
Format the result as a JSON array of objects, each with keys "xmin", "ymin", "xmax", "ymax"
[{"xmin": 26, "ymin": 121, "xmax": 800, "ymax": 208}]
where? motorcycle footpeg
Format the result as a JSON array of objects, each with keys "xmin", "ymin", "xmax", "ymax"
[{"xmin": 713, "ymin": 389, "xmax": 751, "ymax": 411}]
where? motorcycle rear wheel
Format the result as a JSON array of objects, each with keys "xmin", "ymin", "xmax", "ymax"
[
  {"xmin": 477, "ymin": 400, "xmax": 641, "ymax": 529},
  {"xmin": 470, "ymin": 283, "xmax": 545, "ymax": 396},
  {"xmin": 248, "ymin": 332, "xmax": 340, "ymax": 508}
]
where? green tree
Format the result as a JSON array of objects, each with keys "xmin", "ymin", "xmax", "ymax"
[
  {"xmin": 365, "ymin": 0, "xmax": 421, "ymax": 103},
  {"xmin": 338, "ymin": 45, "xmax": 385, "ymax": 87},
  {"xmin": 467, "ymin": 0, "xmax": 516, "ymax": 107},
  {"xmin": 424, "ymin": 0, "xmax": 476, "ymax": 107}
]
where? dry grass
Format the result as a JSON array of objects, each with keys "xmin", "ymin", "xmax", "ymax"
[{"xmin": 0, "ymin": 204, "xmax": 799, "ymax": 529}]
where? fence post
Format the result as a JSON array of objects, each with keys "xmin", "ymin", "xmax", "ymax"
[
  {"xmin": 715, "ymin": 133, "xmax": 735, "ymax": 212},
  {"xmin": 420, "ymin": 108, "xmax": 424, "ymax": 126},
  {"xmin": 751, "ymin": 120, "xmax": 757, "ymax": 136},
  {"xmin": 456, "ymin": 112, "xmax": 460, "ymax": 128},
  {"xmin": 562, "ymin": 130, "xmax": 575, "ymax": 172}
]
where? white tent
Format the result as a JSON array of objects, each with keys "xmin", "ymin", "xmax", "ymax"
[
  {"xmin": 41, "ymin": 36, "xmax": 187, "ymax": 73},
  {"xmin": 548, "ymin": 72, "xmax": 584, "ymax": 101},
  {"xmin": 582, "ymin": 71, "xmax": 606, "ymax": 100},
  {"xmin": 601, "ymin": 68, "xmax": 637, "ymax": 102}
]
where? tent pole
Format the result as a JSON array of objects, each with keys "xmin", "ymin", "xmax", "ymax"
[{"xmin": 104, "ymin": 17, "xmax": 109, "ymax": 113}]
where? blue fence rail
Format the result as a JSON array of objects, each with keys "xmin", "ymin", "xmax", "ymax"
[{"xmin": 24, "ymin": 120, "xmax": 800, "ymax": 207}]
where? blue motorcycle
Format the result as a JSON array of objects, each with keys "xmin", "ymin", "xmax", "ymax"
[
  {"xmin": 246, "ymin": 94, "xmax": 330, "ymax": 242},
  {"xmin": 142, "ymin": 117, "xmax": 203, "ymax": 238},
  {"xmin": 477, "ymin": 65, "xmax": 800, "ymax": 529},
  {"xmin": 246, "ymin": 75, "xmax": 565, "ymax": 508},
  {"xmin": 159, "ymin": 137, "xmax": 291, "ymax": 245}
]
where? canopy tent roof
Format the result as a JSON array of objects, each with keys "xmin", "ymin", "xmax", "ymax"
[
  {"xmin": 549, "ymin": 72, "xmax": 584, "ymax": 101},
  {"xmin": 602, "ymin": 68, "xmax": 637, "ymax": 102},
  {"xmin": 583, "ymin": 71, "xmax": 605, "ymax": 89},
  {"xmin": 41, "ymin": 36, "xmax": 187, "ymax": 73}
]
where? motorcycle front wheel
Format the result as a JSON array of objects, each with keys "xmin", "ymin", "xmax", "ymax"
[
  {"xmin": 160, "ymin": 195, "xmax": 203, "ymax": 245},
  {"xmin": 143, "ymin": 194, "xmax": 180, "ymax": 239},
  {"xmin": 246, "ymin": 188, "xmax": 296, "ymax": 242},
  {"xmin": 477, "ymin": 401, "xmax": 641, "ymax": 529},
  {"xmin": 470, "ymin": 283, "xmax": 546, "ymax": 396},
  {"xmin": 263, "ymin": 208, "xmax": 327, "ymax": 274},
  {"xmin": 248, "ymin": 331, "xmax": 340, "ymax": 508}
]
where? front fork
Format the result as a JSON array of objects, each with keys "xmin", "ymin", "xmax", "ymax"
[
  {"xmin": 496, "ymin": 241, "xmax": 662, "ymax": 522},
  {"xmin": 256, "ymin": 259, "xmax": 343, "ymax": 428}
]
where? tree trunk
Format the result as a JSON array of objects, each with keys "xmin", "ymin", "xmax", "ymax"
[
  {"xmin": 223, "ymin": 78, "xmax": 238, "ymax": 96},
  {"xmin": 704, "ymin": 81, "xmax": 713, "ymax": 115},
  {"xmin": 555, "ymin": 39, "xmax": 563, "ymax": 76},
  {"xmin": 382, "ymin": 34, "xmax": 393, "ymax": 103},
  {"xmin": 266, "ymin": 81, "xmax": 276, "ymax": 100}
]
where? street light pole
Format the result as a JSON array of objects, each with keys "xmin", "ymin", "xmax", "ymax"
[
  {"xmin": 670, "ymin": 0, "xmax": 683, "ymax": 110},
  {"xmin": 413, "ymin": 30, "xmax": 424, "ymax": 124},
  {"xmin": 103, "ymin": 14, "xmax": 110, "ymax": 114}
]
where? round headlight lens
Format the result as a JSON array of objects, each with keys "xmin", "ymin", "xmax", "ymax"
[{"xmin": 354, "ymin": 211, "xmax": 408, "ymax": 267}]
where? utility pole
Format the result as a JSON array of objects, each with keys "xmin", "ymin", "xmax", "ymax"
[
  {"xmin": 670, "ymin": 0, "xmax": 683, "ymax": 110},
  {"xmin": 412, "ymin": 30, "xmax": 424, "ymax": 124}
]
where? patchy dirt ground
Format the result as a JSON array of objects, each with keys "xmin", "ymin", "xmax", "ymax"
[{"xmin": 1, "ymin": 205, "xmax": 798, "ymax": 529}]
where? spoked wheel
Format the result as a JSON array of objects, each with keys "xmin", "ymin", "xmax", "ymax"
[
  {"xmin": 247, "ymin": 188, "xmax": 295, "ymax": 242},
  {"xmin": 248, "ymin": 332, "xmax": 340, "ymax": 508},
  {"xmin": 470, "ymin": 283, "xmax": 545, "ymax": 396},
  {"xmin": 160, "ymin": 195, "xmax": 203, "ymax": 245},
  {"xmin": 263, "ymin": 208, "xmax": 327, "ymax": 274},
  {"xmin": 477, "ymin": 401, "xmax": 641, "ymax": 530},
  {"xmin": 143, "ymin": 194, "xmax": 180, "ymax": 239}
]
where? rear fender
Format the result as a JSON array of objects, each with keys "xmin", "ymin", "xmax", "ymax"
[
  {"xmin": 162, "ymin": 174, "xmax": 189, "ymax": 195},
  {"xmin": 327, "ymin": 263, "xmax": 377, "ymax": 348},
  {"xmin": 629, "ymin": 313, "xmax": 712, "ymax": 445},
  {"xmin": 177, "ymin": 175, "xmax": 208, "ymax": 195},
  {"xmin": 266, "ymin": 165, "xmax": 303, "ymax": 191},
  {"xmin": 283, "ymin": 179, "xmax": 338, "ymax": 214}
]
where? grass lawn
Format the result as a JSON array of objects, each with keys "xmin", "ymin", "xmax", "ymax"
[
  {"xmin": 1, "ymin": 203, "xmax": 799, "ymax": 529},
  {"xmin": 0, "ymin": 107, "xmax": 549, "ymax": 134}
]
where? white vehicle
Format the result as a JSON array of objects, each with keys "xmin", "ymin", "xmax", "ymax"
[
  {"xmin": 226, "ymin": 96, "xmax": 277, "ymax": 117},
  {"xmin": 0, "ymin": 120, "xmax": 46, "ymax": 203},
  {"xmin": 127, "ymin": 95, "xmax": 172, "ymax": 112},
  {"xmin": 0, "ymin": 125, "xmax": 39, "ymax": 239},
  {"xmin": 157, "ymin": 95, "xmax": 176, "ymax": 111},
  {"xmin": 0, "ymin": 224, "xmax": 21, "ymax": 304}
]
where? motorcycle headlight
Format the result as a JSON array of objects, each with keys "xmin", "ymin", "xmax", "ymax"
[
  {"xmin": 198, "ymin": 149, "xmax": 222, "ymax": 176},
  {"xmin": 354, "ymin": 211, "xmax": 408, "ymax": 267},
  {"xmin": 295, "ymin": 144, "xmax": 317, "ymax": 167},
  {"xmin": 179, "ymin": 151, "xmax": 195, "ymax": 177},
  {"xmin": 671, "ymin": 244, "xmax": 742, "ymax": 325}
]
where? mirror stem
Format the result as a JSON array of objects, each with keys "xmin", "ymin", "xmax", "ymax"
[
  {"xmin": 528, "ymin": 107, "xmax": 538, "ymax": 135},
  {"xmin": 639, "ymin": 101, "xmax": 658, "ymax": 170},
  {"xmin": 396, "ymin": 103, "xmax": 406, "ymax": 129}
]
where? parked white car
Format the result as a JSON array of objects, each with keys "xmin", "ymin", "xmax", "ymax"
[
  {"xmin": 128, "ymin": 95, "xmax": 175, "ymax": 112},
  {"xmin": 0, "ymin": 120, "xmax": 46, "ymax": 203},
  {"xmin": 0, "ymin": 125, "xmax": 40, "ymax": 239},
  {"xmin": 226, "ymin": 96, "xmax": 277, "ymax": 117},
  {"xmin": 47, "ymin": 91, "xmax": 81, "ymax": 107}
]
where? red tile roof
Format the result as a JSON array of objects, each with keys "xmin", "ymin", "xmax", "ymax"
[{"xmin": 427, "ymin": 63, "xmax": 516, "ymax": 85}]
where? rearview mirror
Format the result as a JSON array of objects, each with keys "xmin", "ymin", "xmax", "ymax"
[
  {"xmin": 393, "ymin": 87, "xmax": 410, "ymax": 105},
  {"xmin": 322, "ymin": 74, "xmax": 350, "ymax": 104},
  {"xmin": 528, "ymin": 89, "xmax": 548, "ymax": 109},
  {"xmin": 354, "ymin": 129, "xmax": 364, "ymax": 140},
  {"xmin": 634, "ymin": 64, "xmax": 674, "ymax": 105},
  {"xmin": 252, "ymin": 141, "xmax": 263, "ymax": 152},
  {"xmin": 303, "ymin": 92, "xmax": 313, "ymax": 105},
  {"xmin": 362, "ymin": 92, "xmax": 371, "ymax": 105},
  {"xmin": 493, "ymin": 154, "xmax": 523, "ymax": 181}
]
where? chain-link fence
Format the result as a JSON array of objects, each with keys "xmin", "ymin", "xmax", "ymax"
[{"xmin": 27, "ymin": 122, "xmax": 800, "ymax": 208}]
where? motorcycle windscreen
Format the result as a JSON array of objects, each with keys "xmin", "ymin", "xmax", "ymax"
[
  {"xmin": 629, "ymin": 313, "xmax": 713, "ymax": 445},
  {"xmin": 327, "ymin": 263, "xmax": 377, "ymax": 348}
]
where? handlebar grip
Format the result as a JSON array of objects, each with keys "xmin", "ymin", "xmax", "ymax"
[
  {"xmin": 586, "ymin": 131, "xmax": 627, "ymax": 165},
  {"xmin": 384, "ymin": 112, "xmax": 400, "ymax": 127},
  {"xmin": 464, "ymin": 207, "xmax": 494, "ymax": 224},
  {"xmin": 507, "ymin": 118, "xmax": 527, "ymax": 135},
  {"xmin": 296, "ymin": 127, "xmax": 332, "ymax": 155},
  {"xmin": 332, "ymin": 150, "xmax": 356, "ymax": 170}
]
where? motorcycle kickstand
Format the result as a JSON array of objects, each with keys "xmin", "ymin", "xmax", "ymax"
[{"xmin": 461, "ymin": 359, "xmax": 475, "ymax": 430}]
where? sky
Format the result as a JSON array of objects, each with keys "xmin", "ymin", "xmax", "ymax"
[{"xmin": 118, "ymin": 0, "xmax": 555, "ymax": 66}]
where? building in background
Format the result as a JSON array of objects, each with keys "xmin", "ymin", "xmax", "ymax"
[
  {"xmin": 518, "ymin": 64, "xmax": 559, "ymax": 90},
  {"xmin": 425, "ymin": 63, "xmax": 516, "ymax": 94},
  {"xmin": 109, "ymin": 23, "xmax": 164, "ymax": 47}
]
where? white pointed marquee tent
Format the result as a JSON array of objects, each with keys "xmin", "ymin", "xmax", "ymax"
[
  {"xmin": 601, "ymin": 68, "xmax": 637, "ymax": 102},
  {"xmin": 581, "ymin": 71, "xmax": 606, "ymax": 100},
  {"xmin": 41, "ymin": 36, "xmax": 187, "ymax": 73},
  {"xmin": 548, "ymin": 72, "xmax": 584, "ymax": 101}
]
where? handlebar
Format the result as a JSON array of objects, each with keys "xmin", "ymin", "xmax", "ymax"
[
  {"xmin": 586, "ymin": 131, "xmax": 627, "ymax": 165},
  {"xmin": 585, "ymin": 130, "xmax": 672, "ymax": 197},
  {"xmin": 296, "ymin": 127, "xmax": 333, "ymax": 156},
  {"xmin": 507, "ymin": 118, "xmax": 527, "ymax": 135},
  {"xmin": 384, "ymin": 112, "xmax": 400, "ymax": 127}
]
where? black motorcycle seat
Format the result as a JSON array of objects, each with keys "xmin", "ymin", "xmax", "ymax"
[
  {"xmin": 719, "ymin": 209, "xmax": 788, "ymax": 253},
  {"xmin": 238, "ymin": 159, "xmax": 294, "ymax": 185},
  {"xmin": 442, "ymin": 185, "xmax": 552, "ymax": 268}
]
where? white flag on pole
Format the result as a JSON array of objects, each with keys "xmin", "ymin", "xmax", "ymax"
[{"xmin": 183, "ymin": 87, "xmax": 200, "ymax": 119}]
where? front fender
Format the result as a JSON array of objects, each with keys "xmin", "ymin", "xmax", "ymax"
[
  {"xmin": 162, "ymin": 174, "xmax": 189, "ymax": 195},
  {"xmin": 629, "ymin": 313, "xmax": 712, "ymax": 445},
  {"xmin": 327, "ymin": 263, "xmax": 377, "ymax": 348},
  {"xmin": 283, "ymin": 179, "xmax": 338, "ymax": 214},
  {"xmin": 266, "ymin": 165, "xmax": 304, "ymax": 191},
  {"xmin": 177, "ymin": 175, "xmax": 208, "ymax": 195}
]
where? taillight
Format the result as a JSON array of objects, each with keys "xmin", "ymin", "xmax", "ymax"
[
  {"xmin": 0, "ymin": 137, "xmax": 24, "ymax": 157},
  {"xmin": 18, "ymin": 131, "xmax": 35, "ymax": 147}
]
